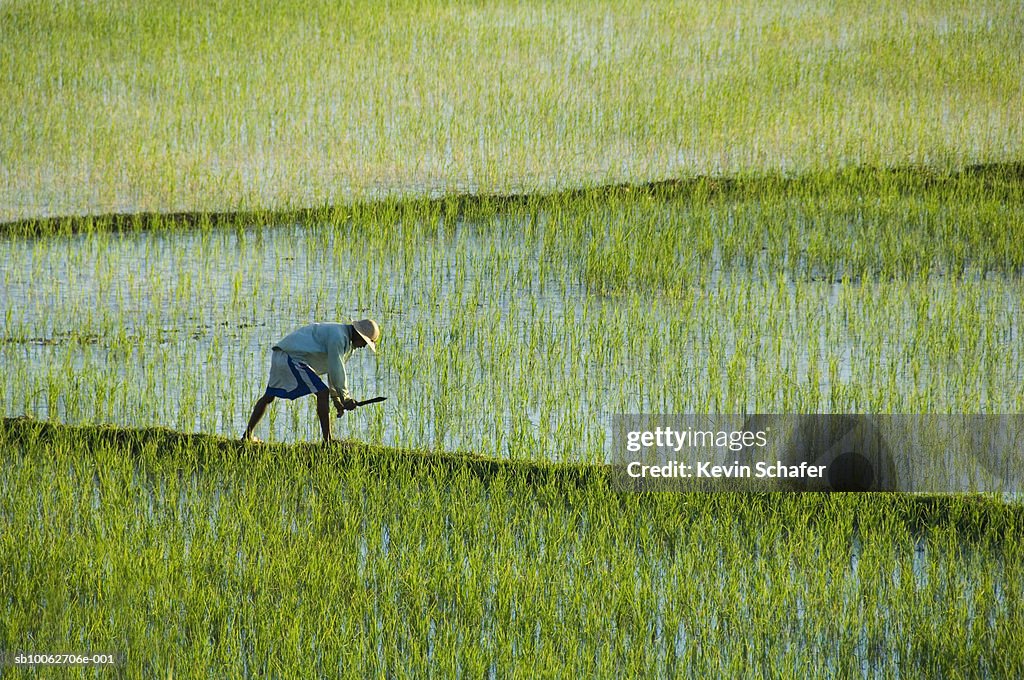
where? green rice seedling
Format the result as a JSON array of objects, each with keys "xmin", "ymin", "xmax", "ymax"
[
  {"xmin": 1, "ymin": 2, "xmax": 1023, "ymax": 672},
  {"xmin": 15, "ymin": 185, "xmax": 1016, "ymax": 461},
  {"xmin": 2, "ymin": 2, "xmax": 1022, "ymax": 222}
]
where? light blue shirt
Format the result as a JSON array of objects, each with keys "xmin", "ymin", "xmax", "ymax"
[{"xmin": 274, "ymin": 323, "xmax": 355, "ymax": 398}]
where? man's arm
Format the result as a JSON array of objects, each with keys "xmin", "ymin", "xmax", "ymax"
[{"xmin": 324, "ymin": 334, "xmax": 353, "ymax": 404}]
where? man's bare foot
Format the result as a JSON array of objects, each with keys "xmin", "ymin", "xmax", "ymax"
[{"xmin": 241, "ymin": 434, "xmax": 262, "ymax": 444}]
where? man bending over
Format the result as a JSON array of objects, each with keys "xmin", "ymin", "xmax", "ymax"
[{"xmin": 243, "ymin": 319, "xmax": 381, "ymax": 443}]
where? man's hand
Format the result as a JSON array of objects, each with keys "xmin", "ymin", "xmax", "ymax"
[{"xmin": 333, "ymin": 395, "xmax": 358, "ymax": 415}]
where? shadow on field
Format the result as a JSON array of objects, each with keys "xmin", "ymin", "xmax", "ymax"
[
  {"xmin": 1, "ymin": 162, "xmax": 1021, "ymax": 237},
  {"xmin": 2, "ymin": 417, "xmax": 1021, "ymax": 544},
  {"xmin": 0, "ymin": 416, "xmax": 598, "ymax": 490}
]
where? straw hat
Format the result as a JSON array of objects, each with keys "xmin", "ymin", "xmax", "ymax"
[{"xmin": 352, "ymin": 318, "xmax": 381, "ymax": 353}]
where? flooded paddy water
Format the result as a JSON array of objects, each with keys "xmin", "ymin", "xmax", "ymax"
[
  {"xmin": 2, "ymin": 190, "xmax": 1024, "ymax": 462},
  {"xmin": 3, "ymin": 182, "xmax": 1023, "ymax": 675}
]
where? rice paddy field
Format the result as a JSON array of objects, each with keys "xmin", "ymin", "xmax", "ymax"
[{"xmin": 2, "ymin": 0, "xmax": 1024, "ymax": 676}]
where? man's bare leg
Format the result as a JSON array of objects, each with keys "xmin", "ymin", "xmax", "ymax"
[
  {"xmin": 243, "ymin": 394, "xmax": 275, "ymax": 441},
  {"xmin": 316, "ymin": 389, "xmax": 332, "ymax": 443}
]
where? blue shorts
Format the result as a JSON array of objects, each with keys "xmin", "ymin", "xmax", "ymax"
[{"xmin": 264, "ymin": 349, "xmax": 328, "ymax": 399}]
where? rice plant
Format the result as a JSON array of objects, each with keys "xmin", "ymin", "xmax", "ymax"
[
  {"xmin": 1, "ymin": 1, "xmax": 1021, "ymax": 221},
  {"xmin": 1, "ymin": 420, "xmax": 1021, "ymax": 677},
  {"xmin": 1, "ymin": 0, "xmax": 1022, "ymax": 675}
]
